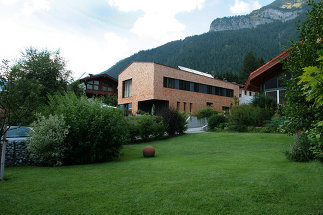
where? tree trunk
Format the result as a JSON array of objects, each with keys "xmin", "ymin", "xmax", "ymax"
[{"xmin": 0, "ymin": 124, "xmax": 7, "ymax": 181}]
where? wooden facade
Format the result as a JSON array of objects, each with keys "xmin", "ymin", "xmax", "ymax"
[{"xmin": 80, "ymin": 74, "xmax": 118, "ymax": 98}]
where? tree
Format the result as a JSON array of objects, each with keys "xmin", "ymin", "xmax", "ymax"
[
  {"xmin": 15, "ymin": 48, "xmax": 71, "ymax": 124},
  {"xmin": 0, "ymin": 60, "xmax": 39, "ymax": 180},
  {"xmin": 282, "ymin": 0, "xmax": 323, "ymax": 161},
  {"xmin": 0, "ymin": 47, "xmax": 71, "ymax": 179},
  {"xmin": 239, "ymin": 51, "xmax": 265, "ymax": 84}
]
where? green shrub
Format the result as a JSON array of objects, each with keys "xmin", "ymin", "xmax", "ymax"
[
  {"xmin": 251, "ymin": 93, "xmax": 277, "ymax": 110},
  {"xmin": 208, "ymin": 115, "xmax": 226, "ymax": 130},
  {"xmin": 228, "ymin": 104, "xmax": 272, "ymax": 132},
  {"xmin": 264, "ymin": 114, "xmax": 286, "ymax": 133},
  {"xmin": 160, "ymin": 108, "xmax": 187, "ymax": 136},
  {"xmin": 127, "ymin": 115, "xmax": 165, "ymax": 142},
  {"xmin": 285, "ymin": 133, "xmax": 315, "ymax": 162},
  {"xmin": 136, "ymin": 109, "xmax": 147, "ymax": 115},
  {"xmin": 42, "ymin": 92, "xmax": 128, "ymax": 165},
  {"xmin": 194, "ymin": 107, "xmax": 219, "ymax": 119},
  {"xmin": 28, "ymin": 114, "xmax": 69, "ymax": 166}
]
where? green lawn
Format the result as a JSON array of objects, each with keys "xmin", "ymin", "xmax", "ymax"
[{"xmin": 1, "ymin": 132, "xmax": 322, "ymax": 215}]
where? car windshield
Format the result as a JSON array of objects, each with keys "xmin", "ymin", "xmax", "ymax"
[{"xmin": 5, "ymin": 127, "xmax": 31, "ymax": 138}]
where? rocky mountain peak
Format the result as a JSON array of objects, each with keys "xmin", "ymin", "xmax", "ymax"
[{"xmin": 209, "ymin": 0, "xmax": 307, "ymax": 32}]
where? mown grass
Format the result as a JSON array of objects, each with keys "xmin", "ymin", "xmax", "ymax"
[{"xmin": 0, "ymin": 132, "xmax": 322, "ymax": 215}]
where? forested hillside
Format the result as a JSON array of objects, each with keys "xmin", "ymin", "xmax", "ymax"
[{"xmin": 101, "ymin": 12, "xmax": 305, "ymax": 83}]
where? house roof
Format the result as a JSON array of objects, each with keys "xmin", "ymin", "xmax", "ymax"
[
  {"xmin": 244, "ymin": 50, "xmax": 290, "ymax": 92},
  {"xmin": 80, "ymin": 73, "xmax": 117, "ymax": 83}
]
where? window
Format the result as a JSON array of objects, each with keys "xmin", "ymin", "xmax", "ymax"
[
  {"xmin": 87, "ymin": 80, "xmax": 99, "ymax": 90},
  {"xmin": 179, "ymin": 80, "xmax": 190, "ymax": 91},
  {"xmin": 249, "ymin": 92, "xmax": 252, "ymax": 96},
  {"xmin": 164, "ymin": 77, "xmax": 175, "ymax": 88},
  {"xmin": 163, "ymin": 76, "xmax": 235, "ymax": 98},
  {"xmin": 122, "ymin": 79, "xmax": 132, "ymax": 98},
  {"xmin": 244, "ymin": 90, "xmax": 247, "ymax": 95},
  {"xmin": 215, "ymin": 87, "xmax": 220, "ymax": 95},
  {"xmin": 226, "ymin": 89, "xmax": 233, "ymax": 97},
  {"xmin": 207, "ymin": 85, "xmax": 213, "ymax": 94},
  {"xmin": 207, "ymin": 102, "xmax": 213, "ymax": 107},
  {"xmin": 194, "ymin": 83, "xmax": 199, "ymax": 92},
  {"xmin": 108, "ymin": 86, "xmax": 113, "ymax": 92},
  {"xmin": 183, "ymin": 102, "xmax": 186, "ymax": 112},
  {"xmin": 189, "ymin": 103, "xmax": 192, "ymax": 113},
  {"xmin": 177, "ymin": 102, "xmax": 180, "ymax": 111},
  {"xmin": 222, "ymin": 106, "xmax": 229, "ymax": 111}
]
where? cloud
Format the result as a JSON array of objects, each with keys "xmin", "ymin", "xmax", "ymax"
[
  {"xmin": 0, "ymin": 0, "xmax": 19, "ymax": 5},
  {"xmin": 230, "ymin": 0, "xmax": 261, "ymax": 15},
  {"xmin": 21, "ymin": 0, "xmax": 50, "ymax": 16},
  {"xmin": 108, "ymin": 0, "xmax": 205, "ymax": 44}
]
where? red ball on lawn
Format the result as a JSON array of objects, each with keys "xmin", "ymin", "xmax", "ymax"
[{"xmin": 143, "ymin": 145, "xmax": 155, "ymax": 157}]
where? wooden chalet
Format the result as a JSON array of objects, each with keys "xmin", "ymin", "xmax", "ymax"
[{"xmin": 80, "ymin": 74, "xmax": 118, "ymax": 98}]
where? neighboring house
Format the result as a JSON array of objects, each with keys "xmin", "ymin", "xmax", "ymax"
[
  {"xmin": 80, "ymin": 74, "xmax": 118, "ymax": 98},
  {"xmin": 118, "ymin": 62, "xmax": 240, "ymax": 115},
  {"xmin": 238, "ymin": 84, "xmax": 256, "ymax": 105},
  {"xmin": 244, "ymin": 50, "xmax": 290, "ymax": 104}
]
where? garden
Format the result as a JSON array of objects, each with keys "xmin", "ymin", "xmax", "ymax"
[
  {"xmin": 0, "ymin": 1, "xmax": 322, "ymax": 214},
  {"xmin": 1, "ymin": 132, "xmax": 322, "ymax": 214}
]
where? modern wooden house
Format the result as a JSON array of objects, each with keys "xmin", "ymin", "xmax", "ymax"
[{"xmin": 118, "ymin": 62, "xmax": 240, "ymax": 115}]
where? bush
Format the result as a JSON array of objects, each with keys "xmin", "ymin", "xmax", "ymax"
[
  {"xmin": 28, "ymin": 114, "xmax": 69, "ymax": 166},
  {"xmin": 127, "ymin": 115, "xmax": 165, "ymax": 142},
  {"xmin": 160, "ymin": 108, "xmax": 187, "ymax": 136},
  {"xmin": 285, "ymin": 133, "xmax": 315, "ymax": 162},
  {"xmin": 193, "ymin": 107, "xmax": 219, "ymax": 119},
  {"xmin": 264, "ymin": 114, "xmax": 286, "ymax": 133},
  {"xmin": 208, "ymin": 114, "xmax": 226, "ymax": 130},
  {"xmin": 42, "ymin": 92, "xmax": 128, "ymax": 165},
  {"xmin": 251, "ymin": 93, "xmax": 277, "ymax": 110},
  {"xmin": 228, "ymin": 104, "xmax": 272, "ymax": 132}
]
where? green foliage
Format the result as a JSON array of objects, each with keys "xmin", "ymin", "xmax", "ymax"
[
  {"xmin": 103, "ymin": 18, "xmax": 302, "ymax": 83},
  {"xmin": 251, "ymin": 93, "xmax": 277, "ymax": 110},
  {"xmin": 42, "ymin": 92, "xmax": 128, "ymax": 165},
  {"xmin": 285, "ymin": 133, "xmax": 314, "ymax": 162},
  {"xmin": 136, "ymin": 109, "xmax": 147, "ymax": 115},
  {"xmin": 208, "ymin": 114, "xmax": 227, "ymax": 130},
  {"xmin": 298, "ymin": 50, "xmax": 323, "ymax": 108},
  {"xmin": 264, "ymin": 114, "xmax": 286, "ymax": 133},
  {"xmin": 228, "ymin": 104, "xmax": 273, "ymax": 131},
  {"xmin": 0, "ymin": 60, "xmax": 40, "ymax": 139},
  {"xmin": 282, "ymin": 0, "xmax": 323, "ymax": 134},
  {"xmin": 67, "ymin": 81, "xmax": 85, "ymax": 97},
  {"xmin": 0, "ymin": 48, "xmax": 71, "ymax": 126},
  {"xmin": 127, "ymin": 115, "xmax": 165, "ymax": 142},
  {"xmin": 239, "ymin": 51, "xmax": 265, "ymax": 84},
  {"xmin": 159, "ymin": 109, "xmax": 187, "ymax": 136},
  {"xmin": 282, "ymin": 0, "xmax": 323, "ymax": 161},
  {"xmin": 28, "ymin": 114, "xmax": 69, "ymax": 166},
  {"xmin": 103, "ymin": 95, "xmax": 118, "ymax": 107},
  {"xmin": 193, "ymin": 107, "xmax": 219, "ymax": 119}
]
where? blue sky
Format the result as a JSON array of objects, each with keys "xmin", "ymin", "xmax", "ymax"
[{"xmin": 0, "ymin": 0, "xmax": 274, "ymax": 79}]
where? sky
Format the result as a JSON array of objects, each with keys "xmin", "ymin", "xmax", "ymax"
[{"xmin": 0, "ymin": 0, "xmax": 274, "ymax": 79}]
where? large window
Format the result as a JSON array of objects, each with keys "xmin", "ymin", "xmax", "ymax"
[
  {"xmin": 122, "ymin": 79, "xmax": 132, "ymax": 98},
  {"xmin": 163, "ymin": 76, "xmax": 235, "ymax": 98},
  {"xmin": 87, "ymin": 80, "xmax": 99, "ymax": 90},
  {"xmin": 164, "ymin": 77, "xmax": 175, "ymax": 88}
]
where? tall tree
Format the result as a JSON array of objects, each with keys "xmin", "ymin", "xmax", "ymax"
[
  {"xmin": 282, "ymin": 0, "xmax": 322, "ymax": 160},
  {"xmin": 239, "ymin": 51, "xmax": 265, "ymax": 84},
  {"xmin": 14, "ymin": 48, "xmax": 71, "ymax": 124},
  {"xmin": 0, "ymin": 48, "xmax": 71, "ymax": 180}
]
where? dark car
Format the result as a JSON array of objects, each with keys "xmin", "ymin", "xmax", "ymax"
[{"xmin": 1, "ymin": 126, "xmax": 31, "ymax": 142}]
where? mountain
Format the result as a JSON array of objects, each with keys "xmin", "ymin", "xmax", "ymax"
[
  {"xmin": 210, "ymin": 0, "xmax": 307, "ymax": 32},
  {"xmin": 101, "ymin": 0, "xmax": 308, "ymax": 83}
]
